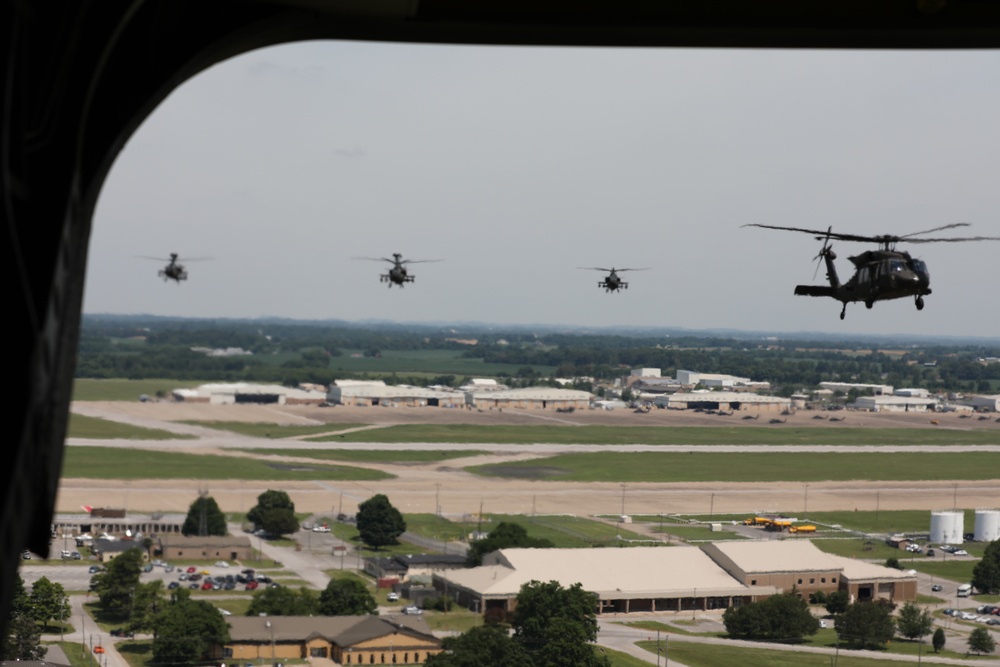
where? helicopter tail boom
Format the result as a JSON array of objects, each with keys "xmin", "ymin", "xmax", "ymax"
[{"xmin": 794, "ymin": 285, "xmax": 837, "ymax": 298}]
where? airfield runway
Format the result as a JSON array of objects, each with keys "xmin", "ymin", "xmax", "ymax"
[{"xmin": 61, "ymin": 401, "xmax": 1000, "ymax": 519}]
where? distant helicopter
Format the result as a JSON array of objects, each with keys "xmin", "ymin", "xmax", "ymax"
[
  {"xmin": 744, "ymin": 223, "xmax": 1000, "ymax": 319},
  {"xmin": 354, "ymin": 253, "xmax": 443, "ymax": 287},
  {"xmin": 578, "ymin": 266, "xmax": 648, "ymax": 293},
  {"xmin": 140, "ymin": 253, "xmax": 209, "ymax": 284}
]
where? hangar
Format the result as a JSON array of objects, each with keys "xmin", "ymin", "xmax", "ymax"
[
  {"xmin": 854, "ymin": 395, "xmax": 938, "ymax": 413},
  {"xmin": 465, "ymin": 387, "xmax": 593, "ymax": 411},
  {"xmin": 172, "ymin": 382, "xmax": 327, "ymax": 405},
  {"xmin": 327, "ymin": 381, "xmax": 464, "ymax": 408},
  {"xmin": 660, "ymin": 391, "xmax": 790, "ymax": 412},
  {"xmin": 434, "ymin": 541, "xmax": 917, "ymax": 616},
  {"xmin": 432, "ymin": 546, "xmax": 777, "ymax": 615},
  {"xmin": 702, "ymin": 540, "xmax": 917, "ymax": 604}
]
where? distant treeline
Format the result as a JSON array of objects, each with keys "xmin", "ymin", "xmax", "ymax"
[{"xmin": 76, "ymin": 315, "xmax": 1000, "ymax": 392}]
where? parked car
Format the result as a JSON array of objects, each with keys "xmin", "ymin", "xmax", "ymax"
[
  {"xmin": 402, "ymin": 606, "xmax": 422, "ymax": 615},
  {"xmin": 387, "ymin": 592, "xmax": 400, "ymax": 602},
  {"xmin": 93, "ymin": 646, "xmax": 105, "ymax": 654},
  {"xmin": 186, "ymin": 566, "xmax": 197, "ymax": 573},
  {"xmin": 931, "ymin": 584, "xmax": 942, "ymax": 592},
  {"xmin": 167, "ymin": 581, "xmax": 180, "ymax": 589},
  {"xmin": 215, "ymin": 560, "xmax": 230, "ymax": 568},
  {"xmin": 245, "ymin": 581, "xmax": 259, "ymax": 591},
  {"xmin": 88, "ymin": 565, "xmax": 102, "ymax": 574}
]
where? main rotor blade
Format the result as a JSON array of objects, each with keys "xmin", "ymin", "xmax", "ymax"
[
  {"xmin": 401, "ymin": 259, "xmax": 444, "ymax": 264},
  {"xmin": 614, "ymin": 268, "xmax": 650, "ymax": 272},
  {"xmin": 900, "ymin": 223, "xmax": 970, "ymax": 239},
  {"xmin": 577, "ymin": 267, "xmax": 613, "ymax": 272},
  {"xmin": 352, "ymin": 256, "xmax": 394, "ymax": 263},
  {"xmin": 742, "ymin": 223, "xmax": 874, "ymax": 243},
  {"xmin": 904, "ymin": 235, "xmax": 1000, "ymax": 244}
]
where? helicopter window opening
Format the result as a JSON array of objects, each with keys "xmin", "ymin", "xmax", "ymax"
[{"xmin": 889, "ymin": 261, "xmax": 905, "ymax": 272}]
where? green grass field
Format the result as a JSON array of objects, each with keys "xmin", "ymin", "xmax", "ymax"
[
  {"xmin": 182, "ymin": 421, "xmax": 369, "ymax": 438},
  {"xmin": 469, "ymin": 451, "xmax": 1000, "ymax": 483},
  {"xmin": 72, "ymin": 378, "xmax": 203, "ymax": 401},
  {"xmin": 61, "ymin": 446, "xmax": 392, "ymax": 481},
  {"xmin": 321, "ymin": 424, "xmax": 1000, "ymax": 445},
  {"xmin": 245, "ymin": 448, "xmax": 489, "ymax": 463},
  {"xmin": 67, "ymin": 413, "xmax": 195, "ymax": 440}
]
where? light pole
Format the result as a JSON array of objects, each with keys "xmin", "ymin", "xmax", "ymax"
[{"xmin": 620, "ymin": 483, "xmax": 627, "ymax": 517}]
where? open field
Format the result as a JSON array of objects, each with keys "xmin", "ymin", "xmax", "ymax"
[
  {"xmin": 244, "ymin": 448, "xmax": 491, "ymax": 463},
  {"xmin": 315, "ymin": 424, "xmax": 1000, "ymax": 445},
  {"xmin": 62, "ymin": 446, "xmax": 392, "ymax": 481},
  {"xmin": 73, "ymin": 378, "xmax": 203, "ymax": 401},
  {"xmin": 59, "ymin": 400, "xmax": 1000, "ymax": 521},
  {"xmin": 67, "ymin": 413, "xmax": 195, "ymax": 440},
  {"xmin": 182, "ymin": 421, "xmax": 368, "ymax": 438},
  {"xmin": 405, "ymin": 512, "xmax": 657, "ymax": 548},
  {"xmin": 469, "ymin": 451, "xmax": 1000, "ymax": 483}
]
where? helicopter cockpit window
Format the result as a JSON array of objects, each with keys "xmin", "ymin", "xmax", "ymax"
[
  {"xmin": 889, "ymin": 260, "xmax": 906, "ymax": 272},
  {"xmin": 910, "ymin": 259, "xmax": 929, "ymax": 276}
]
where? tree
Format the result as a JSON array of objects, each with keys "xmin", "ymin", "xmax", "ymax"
[
  {"xmin": 932, "ymin": 627, "xmax": 946, "ymax": 653},
  {"xmin": 722, "ymin": 593, "xmax": 819, "ymax": 643},
  {"xmin": 895, "ymin": 602, "xmax": 932, "ymax": 641},
  {"xmin": 467, "ymin": 522, "xmax": 555, "ymax": 566},
  {"xmin": 28, "ymin": 576, "xmax": 71, "ymax": 630},
  {"xmin": 247, "ymin": 489, "xmax": 295, "ymax": 531},
  {"xmin": 318, "ymin": 578, "xmax": 377, "ymax": 616},
  {"xmin": 835, "ymin": 602, "xmax": 895, "ymax": 649},
  {"xmin": 511, "ymin": 580, "xmax": 607, "ymax": 667},
  {"xmin": 259, "ymin": 507, "xmax": 300, "ymax": 537},
  {"xmin": 182, "ymin": 494, "xmax": 228, "ymax": 536},
  {"xmin": 3, "ymin": 575, "xmax": 44, "ymax": 660},
  {"xmin": 92, "ymin": 548, "xmax": 144, "ymax": 611},
  {"xmin": 824, "ymin": 590, "xmax": 850, "ymax": 616},
  {"xmin": 128, "ymin": 580, "xmax": 165, "ymax": 637},
  {"xmin": 247, "ymin": 586, "xmax": 319, "ymax": 617},
  {"xmin": 968, "ymin": 627, "xmax": 997, "ymax": 655},
  {"xmin": 424, "ymin": 625, "xmax": 532, "ymax": 667},
  {"xmin": 884, "ymin": 556, "xmax": 902, "ymax": 570},
  {"xmin": 972, "ymin": 539, "xmax": 1000, "ymax": 595},
  {"xmin": 356, "ymin": 494, "xmax": 406, "ymax": 549},
  {"xmin": 153, "ymin": 589, "xmax": 230, "ymax": 666}
]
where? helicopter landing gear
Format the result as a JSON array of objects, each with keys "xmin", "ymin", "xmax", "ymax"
[
  {"xmin": 915, "ymin": 296, "xmax": 925, "ymax": 311},
  {"xmin": 840, "ymin": 303, "xmax": 847, "ymax": 320}
]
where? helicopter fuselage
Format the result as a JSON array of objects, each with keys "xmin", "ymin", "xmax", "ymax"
[
  {"xmin": 381, "ymin": 264, "xmax": 413, "ymax": 287},
  {"xmin": 159, "ymin": 261, "xmax": 188, "ymax": 283},
  {"xmin": 599, "ymin": 270, "xmax": 627, "ymax": 292},
  {"xmin": 794, "ymin": 248, "xmax": 931, "ymax": 318}
]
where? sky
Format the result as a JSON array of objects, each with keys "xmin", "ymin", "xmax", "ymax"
[{"xmin": 84, "ymin": 42, "xmax": 1000, "ymax": 338}]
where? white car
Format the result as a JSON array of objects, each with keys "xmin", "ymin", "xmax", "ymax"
[
  {"xmin": 953, "ymin": 549, "xmax": 969, "ymax": 556},
  {"xmin": 215, "ymin": 560, "xmax": 230, "ymax": 568},
  {"xmin": 402, "ymin": 606, "xmax": 422, "ymax": 615},
  {"xmin": 313, "ymin": 525, "xmax": 331, "ymax": 533},
  {"xmin": 387, "ymin": 592, "xmax": 400, "ymax": 602}
]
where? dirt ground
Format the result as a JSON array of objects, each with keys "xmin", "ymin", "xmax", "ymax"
[{"xmin": 61, "ymin": 401, "xmax": 1000, "ymax": 519}]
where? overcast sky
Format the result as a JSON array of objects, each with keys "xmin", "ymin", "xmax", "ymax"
[{"xmin": 85, "ymin": 42, "xmax": 1000, "ymax": 338}]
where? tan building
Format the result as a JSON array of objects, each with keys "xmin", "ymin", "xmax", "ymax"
[
  {"xmin": 702, "ymin": 540, "xmax": 917, "ymax": 604},
  {"xmin": 221, "ymin": 615, "xmax": 441, "ymax": 665},
  {"xmin": 464, "ymin": 387, "xmax": 593, "ymax": 410},
  {"xmin": 433, "ymin": 546, "xmax": 776, "ymax": 616},
  {"xmin": 156, "ymin": 535, "xmax": 253, "ymax": 563}
]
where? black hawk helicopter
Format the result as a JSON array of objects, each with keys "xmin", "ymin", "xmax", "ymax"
[
  {"xmin": 355, "ymin": 253, "xmax": 443, "ymax": 287},
  {"xmin": 744, "ymin": 223, "xmax": 1000, "ymax": 319},
  {"xmin": 578, "ymin": 266, "xmax": 649, "ymax": 293},
  {"xmin": 140, "ymin": 253, "xmax": 209, "ymax": 283}
]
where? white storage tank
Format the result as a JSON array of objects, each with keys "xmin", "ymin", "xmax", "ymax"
[
  {"xmin": 930, "ymin": 510, "xmax": 964, "ymax": 544},
  {"xmin": 974, "ymin": 510, "xmax": 1000, "ymax": 542}
]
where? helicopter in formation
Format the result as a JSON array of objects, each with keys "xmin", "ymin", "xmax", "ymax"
[
  {"xmin": 355, "ymin": 253, "xmax": 444, "ymax": 287},
  {"xmin": 744, "ymin": 223, "xmax": 1000, "ymax": 319},
  {"xmin": 140, "ymin": 253, "xmax": 209, "ymax": 284},
  {"xmin": 578, "ymin": 266, "xmax": 648, "ymax": 293}
]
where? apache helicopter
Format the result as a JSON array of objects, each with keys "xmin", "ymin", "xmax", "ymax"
[
  {"xmin": 578, "ymin": 266, "xmax": 648, "ymax": 293},
  {"xmin": 744, "ymin": 223, "xmax": 1000, "ymax": 319},
  {"xmin": 355, "ymin": 253, "xmax": 443, "ymax": 287},
  {"xmin": 140, "ymin": 253, "xmax": 209, "ymax": 283}
]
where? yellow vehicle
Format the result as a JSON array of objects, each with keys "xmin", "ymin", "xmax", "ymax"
[{"xmin": 789, "ymin": 525, "xmax": 817, "ymax": 533}]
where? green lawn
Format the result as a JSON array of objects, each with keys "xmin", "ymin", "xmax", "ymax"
[
  {"xmin": 246, "ymin": 448, "xmax": 489, "ymax": 463},
  {"xmin": 601, "ymin": 645, "xmax": 657, "ymax": 667},
  {"xmin": 181, "ymin": 421, "xmax": 368, "ymax": 438},
  {"xmin": 800, "ymin": 510, "xmax": 956, "ymax": 534},
  {"xmin": 67, "ymin": 413, "xmax": 194, "ymax": 440},
  {"xmin": 908, "ymin": 559, "xmax": 977, "ymax": 583},
  {"xmin": 421, "ymin": 609, "xmax": 484, "ymax": 633},
  {"xmin": 72, "ymin": 378, "xmax": 203, "ymax": 401},
  {"xmin": 321, "ymin": 424, "xmax": 1000, "ymax": 445},
  {"xmin": 61, "ymin": 446, "xmax": 392, "ymax": 481},
  {"xmin": 469, "ymin": 451, "xmax": 1000, "ymax": 483},
  {"xmin": 636, "ymin": 639, "xmax": 972, "ymax": 667},
  {"xmin": 812, "ymin": 538, "xmax": 915, "ymax": 561}
]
